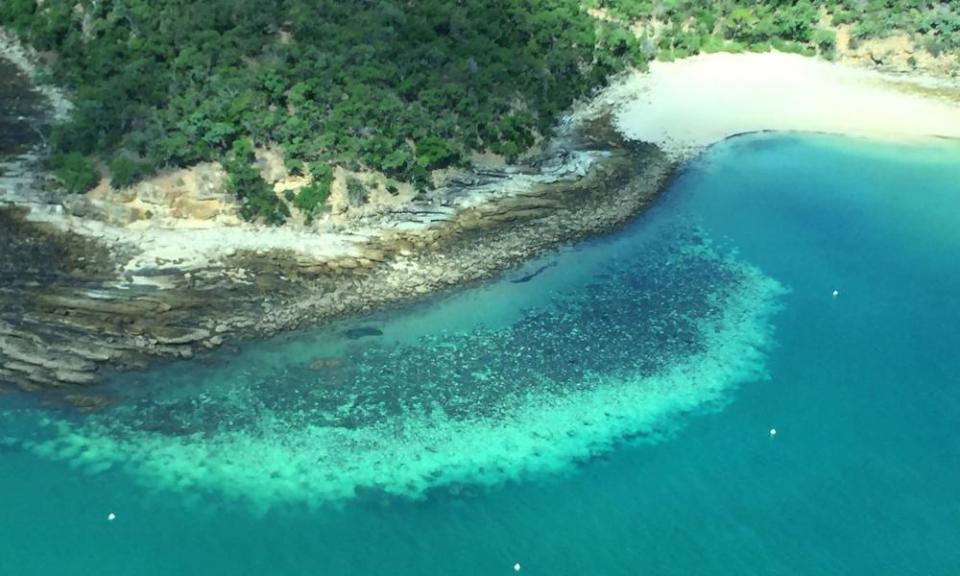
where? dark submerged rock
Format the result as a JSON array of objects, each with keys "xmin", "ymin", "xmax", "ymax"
[
  {"xmin": 510, "ymin": 261, "xmax": 557, "ymax": 283},
  {"xmin": 343, "ymin": 326, "xmax": 384, "ymax": 340}
]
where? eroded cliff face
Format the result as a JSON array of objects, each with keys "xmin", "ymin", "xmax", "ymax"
[{"xmin": 833, "ymin": 25, "xmax": 960, "ymax": 79}]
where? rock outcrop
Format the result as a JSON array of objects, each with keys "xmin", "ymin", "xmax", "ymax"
[{"xmin": 1, "ymin": 113, "xmax": 673, "ymax": 396}]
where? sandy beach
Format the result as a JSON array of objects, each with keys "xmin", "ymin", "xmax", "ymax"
[{"xmin": 590, "ymin": 51, "xmax": 960, "ymax": 159}]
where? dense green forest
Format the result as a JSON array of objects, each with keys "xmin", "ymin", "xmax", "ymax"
[
  {"xmin": 588, "ymin": 1, "xmax": 960, "ymax": 60},
  {"xmin": 1, "ymin": 0, "xmax": 957, "ymax": 222}
]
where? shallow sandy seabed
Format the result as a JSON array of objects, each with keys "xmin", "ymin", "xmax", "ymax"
[{"xmin": 12, "ymin": 238, "xmax": 785, "ymax": 508}]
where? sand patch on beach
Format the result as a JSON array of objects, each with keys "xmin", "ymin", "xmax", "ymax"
[{"xmin": 589, "ymin": 51, "xmax": 960, "ymax": 158}]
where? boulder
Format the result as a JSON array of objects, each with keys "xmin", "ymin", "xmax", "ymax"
[{"xmin": 153, "ymin": 327, "xmax": 211, "ymax": 345}]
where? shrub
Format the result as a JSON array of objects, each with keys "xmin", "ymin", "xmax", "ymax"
[
  {"xmin": 53, "ymin": 153, "xmax": 100, "ymax": 194},
  {"xmin": 812, "ymin": 28, "xmax": 838, "ymax": 59},
  {"xmin": 345, "ymin": 177, "xmax": 368, "ymax": 206},
  {"xmin": 284, "ymin": 157, "xmax": 305, "ymax": 176},
  {"xmin": 923, "ymin": 36, "xmax": 946, "ymax": 58},
  {"xmin": 109, "ymin": 156, "xmax": 150, "ymax": 189},
  {"xmin": 294, "ymin": 182, "xmax": 329, "ymax": 215},
  {"xmin": 226, "ymin": 139, "xmax": 287, "ymax": 224},
  {"xmin": 415, "ymin": 136, "xmax": 460, "ymax": 171},
  {"xmin": 294, "ymin": 164, "xmax": 334, "ymax": 215}
]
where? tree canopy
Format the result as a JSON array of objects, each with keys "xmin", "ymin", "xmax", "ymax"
[{"xmin": 2, "ymin": 0, "xmax": 955, "ymax": 221}]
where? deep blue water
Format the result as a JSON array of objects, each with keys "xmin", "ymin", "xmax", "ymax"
[{"xmin": 2, "ymin": 133, "xmax": 959, "ymax": 575}]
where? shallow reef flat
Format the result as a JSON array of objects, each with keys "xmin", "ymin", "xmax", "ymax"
[{"xmin": 7, "ymin": 227, "xmax": 784, "ymax": 508}]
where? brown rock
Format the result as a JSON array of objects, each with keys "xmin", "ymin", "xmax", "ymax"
[
  {"xmin": 36, "ymin": 293, "xmax": 171, "ymax": 315},
  {"xmin": 136, "ymin": 183, "xmax": 168, "ymax": 205},
  {"xmin": 309, "ymin": 356, "xmax": 344, "ymax": 370},
  {"xmin": 152, "ymin": 327, "xmax": 211, "ymax": 345},
  {"xmin": 52, "ymin": 369, "xmax": 99, "ymax": 385},
  {"xmin": 362, "ymin": 250, "xmax": 386, "ymax": 262},
  {"xmin": 63, "ymin": 394, "xmax": 113, "ymax": 411},
  {"xmin": 172, "ymin": 197, "xmax": 221, "ymax": 220},
  {"xmin": 0, "ymin": 335, "xmax": 97, "ymax": 372}
]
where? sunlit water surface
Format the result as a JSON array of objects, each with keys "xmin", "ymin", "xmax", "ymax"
[{"xmin": 2, "ymin": 133, "xmax": 959, "ymax": 575}]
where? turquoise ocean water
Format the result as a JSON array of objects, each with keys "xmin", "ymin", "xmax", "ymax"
[{"xmin": 2, "ymin": 133, "xmax": 959, "ymax": 574}]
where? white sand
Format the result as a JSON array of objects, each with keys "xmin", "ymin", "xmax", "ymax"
[{"xmin": 595, "ymin": 52, "xmax": 960, "ymax": 158}]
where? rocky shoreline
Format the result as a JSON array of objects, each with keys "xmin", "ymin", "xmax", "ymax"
[
  {"xmin": 0, "ymin": 102, "xmax": 673, "ymax": 397},
  {"xmin": 7, "ymin": 32, "xmax": 960, "ymax": 400},
  {"xmin": 18, "ymin": 34, "xmax": 955, "ymax": 401}
]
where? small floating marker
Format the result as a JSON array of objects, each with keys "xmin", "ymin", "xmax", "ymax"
[
  {"xmin": 107, "ymin": 512, "xmax": 116, "ymax": 521},
  {"xmin": 514, "ymin": 563, "xmax": 521, "ymax": 572},
  {"xmin": 769, "ymin": 428, "xmax": 777, "ymax": 437},
  {"xmin": 832, "ymin": 290, "xmax": 840, "ymax": 298}
]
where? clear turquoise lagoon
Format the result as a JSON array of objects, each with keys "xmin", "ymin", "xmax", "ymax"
[{"xmin": 3, "ymin": 133, "xmax": 959, "ymax": 574}]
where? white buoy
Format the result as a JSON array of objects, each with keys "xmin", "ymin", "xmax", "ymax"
[
  {"xmin": 107, "ymin": 512, "xmax": 116, "ymax": 521},
  {"xmin": 832, "ymin": 290, "xmax": 840, "ymax": 298},
  {"xmin": 769, "ymin": 428, "xmax": 777, "ymax": 437},
  {"xmin": 513, "ymin": 563, "xmax": 521, "ymax": 572}
]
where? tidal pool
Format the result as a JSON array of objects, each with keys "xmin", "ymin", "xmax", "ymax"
[{"xmin": 2, "ymin": 133, "xmax": 959, "ymax": 575}]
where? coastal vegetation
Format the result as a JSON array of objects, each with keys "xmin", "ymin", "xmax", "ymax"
[
  {"xmin": 1, "ymin": 0, "xmax": 957, "ymax": 221},
  {"xmin": 51, "ymin": 151, "xmax": 99, "ymax": 195},
  {"xmin": 589, "ymin": 1, "xmax": 960, "ymax": 60}
]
